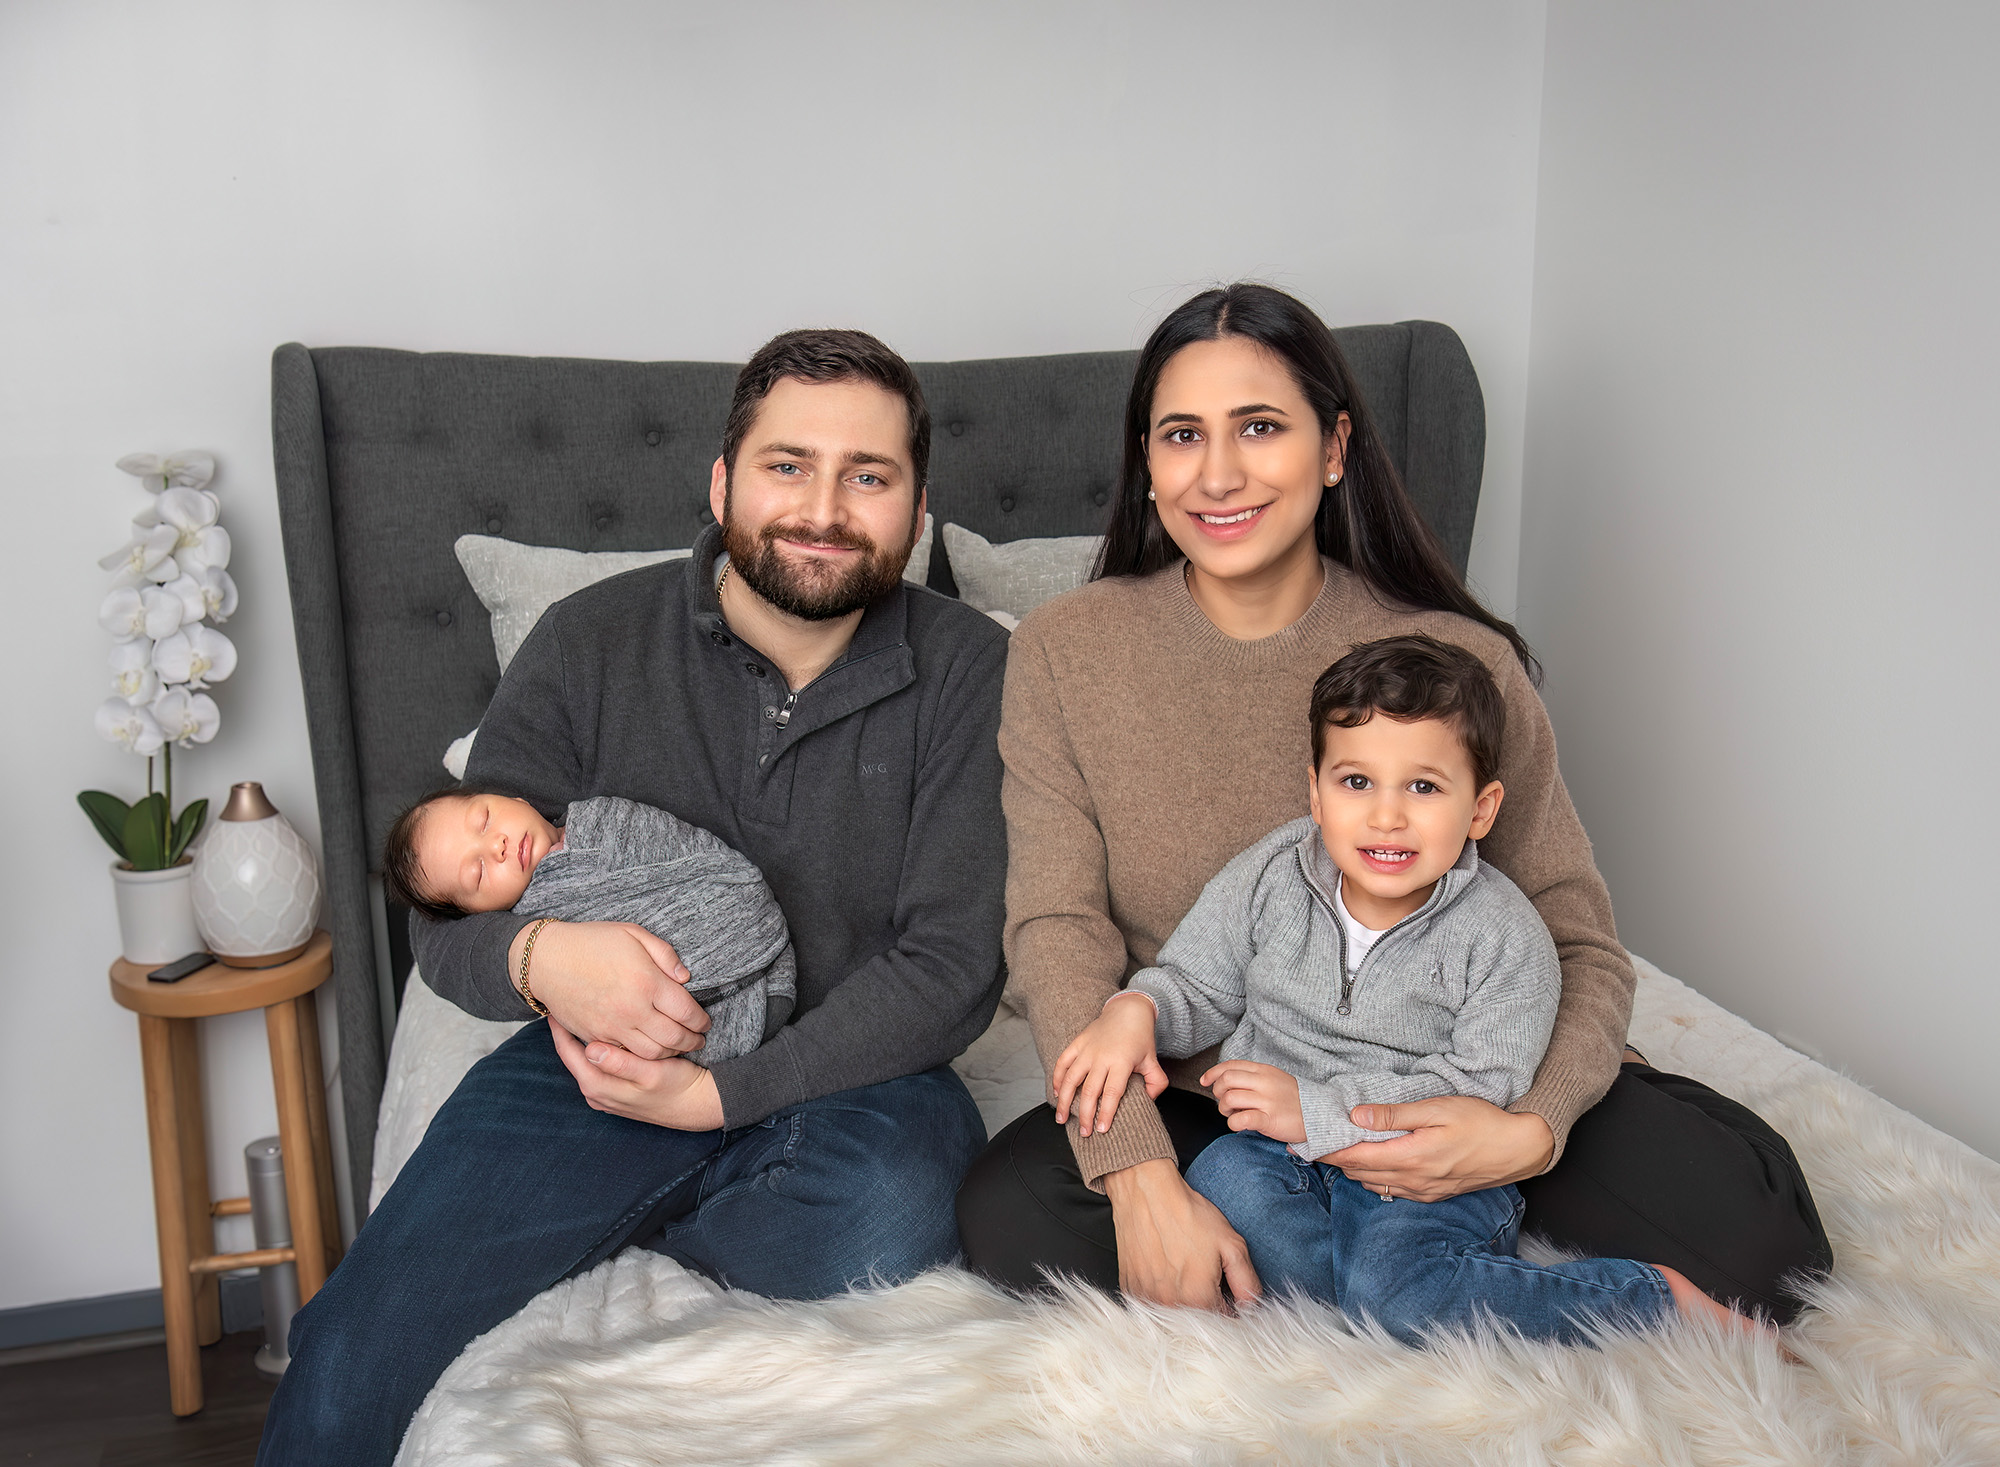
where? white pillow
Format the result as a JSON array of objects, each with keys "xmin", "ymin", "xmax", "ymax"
[
  {"xmin": 940, "ymin": 523, "xmax": 1101, "ymax": 620},
  {"xmin": 456, "ymin": 515, "xmax": 936, "ymax": 677}
]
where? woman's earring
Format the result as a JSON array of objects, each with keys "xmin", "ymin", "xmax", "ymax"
[
  {"xmin": 1327, "ymin": 474, "xmax": 1341, "ymax": 486},
  {"xmin": 1147, "ymin": 489, "xmax": 1156, "ymax": 500}
]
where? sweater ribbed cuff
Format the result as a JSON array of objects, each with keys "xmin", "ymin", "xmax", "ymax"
[
  {"xmin": 1511, "ymin": 1056, "xmax": 1616, "ymax": 1173},
  {"xmin": 1070, "ymin": 1077, "xmax": 1177, "ymax": 1192}
]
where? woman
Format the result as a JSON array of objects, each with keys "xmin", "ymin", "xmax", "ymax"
[{"xmin": 956, "ymin": 283, "xmax": 1830, "ymax": 1321}]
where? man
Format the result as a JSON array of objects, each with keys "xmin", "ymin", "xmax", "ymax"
[{"xmin": 258, "ymin": 330, "xmax": 1008, "ymax": 1465}]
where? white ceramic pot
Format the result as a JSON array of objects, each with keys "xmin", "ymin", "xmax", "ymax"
[
  {"xmin": 191, "ymin": 782, "xmax": 323, "ymax": 968},
  {"xmin": 111, "ymin": 859, "xmax": 203, "ymax": 965}
]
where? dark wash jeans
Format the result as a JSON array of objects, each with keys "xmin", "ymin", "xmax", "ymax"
[{"xmin": 257, "ymin": 1022, "xmax": 985, "ymax": 1467}]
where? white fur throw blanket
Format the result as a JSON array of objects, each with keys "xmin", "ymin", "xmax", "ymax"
[{"xmin": 380, "ymin": 961, "xmax": 2000, "ymax": 1465}]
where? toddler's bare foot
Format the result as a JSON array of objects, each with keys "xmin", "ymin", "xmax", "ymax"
[{"xmin": 1653, "ymin": 1264, "xmax": 1797, "ymax": 1358}]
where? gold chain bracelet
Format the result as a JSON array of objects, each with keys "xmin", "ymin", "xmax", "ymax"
[{"xmin": 516, "ymin": 917, "xmax": 554, "ymax": 1017}]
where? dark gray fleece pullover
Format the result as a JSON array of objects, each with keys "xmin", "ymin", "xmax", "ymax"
[
  {"xmin": 412, "ymin": 524, "xmax": 1009, "ymax": 1129},
  {"xmin": 515, "ymin": 796, "xmax": 795, "ymax": 1064}
]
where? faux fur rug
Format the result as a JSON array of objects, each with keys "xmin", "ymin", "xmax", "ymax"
[{"xmin": 389, "ymin": 961, "xmax": 2000, "ymax": 1465}]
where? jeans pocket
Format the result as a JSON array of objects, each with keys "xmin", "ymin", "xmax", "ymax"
[{"xmin": 1285, "ymin": 1156, "xmax": 1316, "ymax": 1196}]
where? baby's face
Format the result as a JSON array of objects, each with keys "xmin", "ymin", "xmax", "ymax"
[
  {"xmin": 416, "ymin": 794, "xmax": 561, "ymax": 913},
  {"xmin": 1307, "ymin": 714, "xmax": 1503, "ymax": 930}
]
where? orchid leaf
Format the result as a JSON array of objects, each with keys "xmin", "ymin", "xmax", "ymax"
[
  {"xmin": 167, "ymin": 798, "xmax": 208, "ymax": 865},
  {"xmin": 78, "ymin": 790, "xmax": 132, "ymax": 859},
  {"xmin": 122, "ymin": 792, "xmax": 169, "ymax": 870}
]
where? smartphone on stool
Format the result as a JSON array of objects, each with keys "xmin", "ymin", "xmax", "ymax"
[{"xmin": 148, "ymin": 952, "xmax": 215, "ymax": 983}]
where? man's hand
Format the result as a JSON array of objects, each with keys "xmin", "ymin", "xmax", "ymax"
[
  {"xmin": 549, "ymin": 1022, "xmax": 726, "ymax": 1131},
  {"xmin": 1050, "ymin": 993, "xmax": 1168, "ymax": 1137},
  {"xmin": 511, "ymin": 920, "xmax": 711, "ymax": 1060},
  {"xmin": 1322, "ymin": 1096, "xmax": 1555, "ymax": 1202},
  {"xmin": 1103, "ymin": 1158, "xmax": 1260, "ymax": 1312},
  {"xmin": 1200, "ymin": 1060, "xmax": 1305, "ymax": 1145}
]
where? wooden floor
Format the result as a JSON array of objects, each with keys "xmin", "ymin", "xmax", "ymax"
[{"xmin": 0, "ymin": 1330, "xmax": 275, "ymax": 1466}]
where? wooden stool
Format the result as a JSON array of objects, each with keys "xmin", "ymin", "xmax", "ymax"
[{"xmin": 110, "ymin": 930, "xmax": 343, "ymax": 1416}]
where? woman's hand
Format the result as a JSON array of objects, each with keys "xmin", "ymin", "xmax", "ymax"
[
  {"xmin": 549, "ymin": 1022, "xmax": 726, "ymax": 1131},
  {"xmin": 510, "ymin": 920, "xmax": 711, "ymax": 1059},
  {"xmin": 1103, "ymin": 1158, "xmax": 1260, "ymax": 1312},
  {"xmin": 1051, "ymin": 993, "xmax": 1168, "ymax": 1137},
  {"xmin": 1320, "ymin": 1096, "xmax": 1555, "ymax": 1202},
  {"xmin": 1201, "ymin": 1060, "xmax": 1305, "ymax": 1145}
]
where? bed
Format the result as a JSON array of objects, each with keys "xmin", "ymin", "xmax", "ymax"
[{"xmin": 272, "ymin": 331, "xmax": 1999, "ymax": 1465}]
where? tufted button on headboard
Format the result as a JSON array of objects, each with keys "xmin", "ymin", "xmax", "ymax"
[{"xmin": 272, "ymin": 325, "xmax": 1484, "ymax": 1213}]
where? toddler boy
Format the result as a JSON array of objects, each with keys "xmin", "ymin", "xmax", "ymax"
[
  {"xmin": 1055, "ymin": 635, "xmax": 1748, "ymax": 1345},
  {"xmin": 383, "ymin": 790, "xmax": 794, "ymax": 1064}
]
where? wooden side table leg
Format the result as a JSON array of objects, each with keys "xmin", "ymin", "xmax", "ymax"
[
  {"xmin": 139, "ymin": 1014, "xmax": 204, "ymax": 1417},
  {"xmin": 296, "ymin": 989, "xmax": 342, "ymax": 1265},
  {"xmin": 266, "ymin": 998, "xmax": 329, "ymax": 1302},
  {"xmin": 169, "ymin": 1018, "xmax": 221, "ymax": 1347}
]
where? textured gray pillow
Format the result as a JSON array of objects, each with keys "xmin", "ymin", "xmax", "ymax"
[{"xmin": 941, "ymin": 522, "xmax": 1101, "ymax": 620}]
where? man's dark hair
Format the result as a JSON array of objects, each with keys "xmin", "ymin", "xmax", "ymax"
[
  {"xmin": 720, "ymin": 328, "xmax": 931, "ymax": 490},
  {"xmin": 380, "ymin": 784, "xmax": 516, "ymax": 923},
  {"xmin": 1309, "ymin": 635, "xmax": 1505, "ymax": 788}
]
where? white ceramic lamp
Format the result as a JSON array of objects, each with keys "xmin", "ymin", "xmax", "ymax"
[{"xmin": 191, "ymin": 782, "xmax": 322, "ymax": 967}]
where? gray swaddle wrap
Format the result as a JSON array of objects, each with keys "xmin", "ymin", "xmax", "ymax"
[{"xmin": 514, "ymin": 796, "xmax": 795, "ymax": 1063}]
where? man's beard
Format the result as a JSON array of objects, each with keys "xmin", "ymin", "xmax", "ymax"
[{"xmin": 720, "ymin": 510, "xmax": 912, "ymax": 621}]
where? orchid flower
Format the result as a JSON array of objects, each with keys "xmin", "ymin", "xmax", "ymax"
[
  {"xmin": 96, "ymin": 696, "xmax": 166, "ymax": 755},
  {"xmin": 152, "ymin": 624, "xmax": 236, "ymax": 689},
  {"xmin": 115, "ymin": 451, "xmax": 216, "ymax": 494},
  {"xmin": 98, "ymin": 524, "xmax": 181, "ymax": 587},
  {"xmin": 151, "ymin": 687, "xmax": 220, "ymax": 746},
  {"xmin": 109, "ymin": 642, "xmax": 161, "ymax": 706},
  {"xmin": 99, "ymin": 585, "xmax": 186, "ymax": 642},
  {"xmin": 138, "ymin": 486, "xmax": 232, "ymax": 578},
  {"xmin": 159, "ymin": 572, "xmax": 208, "ymax": 626},
  {"xmin": 197, "ymin": 567, "xmax": 238, "ymax": 623}
]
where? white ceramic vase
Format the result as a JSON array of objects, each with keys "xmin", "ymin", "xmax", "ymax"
[
  {"xmin": 111, "ymin": 860, "xmax": 203, "ymax": 965},
  {"xmin": 191, "ymin": 782, "xmax": 322, "ymax": 968}
]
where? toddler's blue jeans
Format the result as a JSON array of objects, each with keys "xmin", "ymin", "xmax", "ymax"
[
  {"xmin": 256, "ymin": 1020, "xmax": 985, "ymax": 1467},
  {"xmin": 1186, "ymin": 1131, "xmax": 1673, "ymax": 1345}
]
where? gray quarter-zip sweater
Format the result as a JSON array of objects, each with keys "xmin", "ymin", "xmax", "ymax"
[
  {"xmin": 1130, "ymin": 817, "xmax": 1560, "ymax": 1162},
  {"xmin": 411, "ymin": 524, "xmax": 1010, "ymax": 1129},
  {"xmin": 514, "ymin": 796, "xmax": 796, "ymax": 1065}
]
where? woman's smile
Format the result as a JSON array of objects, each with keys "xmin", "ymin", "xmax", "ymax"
[{"xmin": 1190, "ymin": 503, "xmax": 1272, "ymax": 538}]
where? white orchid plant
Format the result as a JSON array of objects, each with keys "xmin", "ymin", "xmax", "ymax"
[{"xmin": 79, "ymin": 451, "xmax": 237, "ymax": 870}]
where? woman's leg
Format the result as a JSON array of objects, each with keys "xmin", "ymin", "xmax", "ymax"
[
  {"xmin": 1334, "ymin": 1174, "xmax": 1673, "ymax": 1347},
  {"xmin": 956, "ymin": 1089, "xmax": 1229, "ymax": 1291},
  {"xmin": 1518, "ymin": 1058, "xmax": 1833, "ymax": 1323}
]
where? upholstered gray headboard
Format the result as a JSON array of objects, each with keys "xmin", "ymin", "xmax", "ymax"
[{"xmin": 271, "ymin": 323, "xmax": 1484, "ymax": 1218}]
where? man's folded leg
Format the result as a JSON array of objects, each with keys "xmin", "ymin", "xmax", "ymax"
[
  {"xmin": 257, "ymin": 1022, "xmax": 726, "ymax": 1467},
  {"xmin": 646, "ymin": 1066, "xmax": 987, "ymax": 1297}
]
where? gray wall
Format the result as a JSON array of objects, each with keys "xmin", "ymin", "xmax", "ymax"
[{"xmin": 1519, "ymin": 4, "xmax": 2000, "ymax": 1158}]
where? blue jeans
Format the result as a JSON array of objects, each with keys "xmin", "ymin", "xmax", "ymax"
[
  {"xmin": 1185, "ymin": 1132, "xmax": 1673, "ymax": 1345},
  {"xmin": 257, "ymin": 1022, "xmax": 986, "ymax": 1466}
]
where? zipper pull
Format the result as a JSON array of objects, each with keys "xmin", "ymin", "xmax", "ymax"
[
  {"xmin": 772, "ymin": 690, "xmax": 798, "ymax": 728},
  {"xmin": 1337, "ymin": 976, "xmax": 1353, "ymax": 1017}
]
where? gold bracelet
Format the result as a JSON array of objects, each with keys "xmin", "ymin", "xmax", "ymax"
[{"xmin": 516, "ymin": 917, "xmax": 553, "ymax": 1017}]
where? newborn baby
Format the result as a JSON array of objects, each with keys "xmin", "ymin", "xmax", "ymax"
[{"xmin": 383, "ymin": 789, "xmax": 795, "ymax": 1063}]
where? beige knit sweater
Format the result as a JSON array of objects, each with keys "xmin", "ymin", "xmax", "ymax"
[{"xmin": 1000, "ymin": 559, "xmax": 1634, "ymax": 1189}]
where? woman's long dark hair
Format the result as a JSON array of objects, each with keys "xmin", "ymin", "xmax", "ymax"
[{"xmin": 1094, "ymin": 283, "xmax": 1538, "ymax": 680}]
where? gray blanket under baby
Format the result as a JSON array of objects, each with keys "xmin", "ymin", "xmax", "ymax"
[{"xmin": 514, "ymin": 795, "xmax": 796, "ymax": 1064}]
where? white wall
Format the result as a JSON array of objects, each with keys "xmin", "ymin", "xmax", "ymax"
[
  {"xmin": 0, "ymin": 0, "xmax": 1549, "ymax": 1312},
  {"xmin": 1519, "ymin": 5, "xmax": 2000, "ymax": 1158}
]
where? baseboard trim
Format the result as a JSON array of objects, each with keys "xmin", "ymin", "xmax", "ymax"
[
  {"xmin": 0, "ymin": 1288, "xmax": 164, "ymax": 1350},
  {"xmin": 0, "ymin": 1275, "xmax": 264, "ymax": 1352}
]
